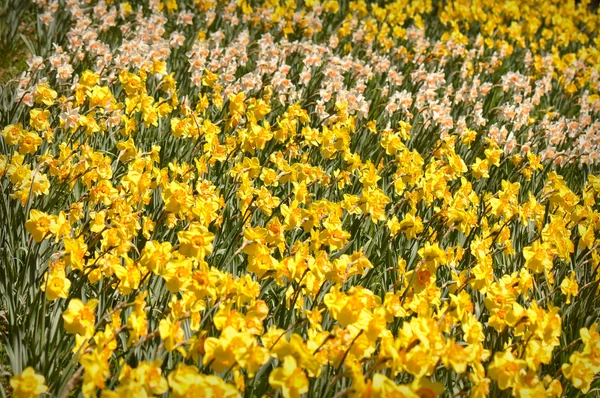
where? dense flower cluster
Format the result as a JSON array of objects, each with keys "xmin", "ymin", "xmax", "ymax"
[{"xmin": 1, "ymin": 0, "xmax": 600, "ymax": 397}]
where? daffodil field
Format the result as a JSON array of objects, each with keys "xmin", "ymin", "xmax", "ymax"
[{"xmin": 2, "ymin": 0, "xmax": 600, "ymax": 396}]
